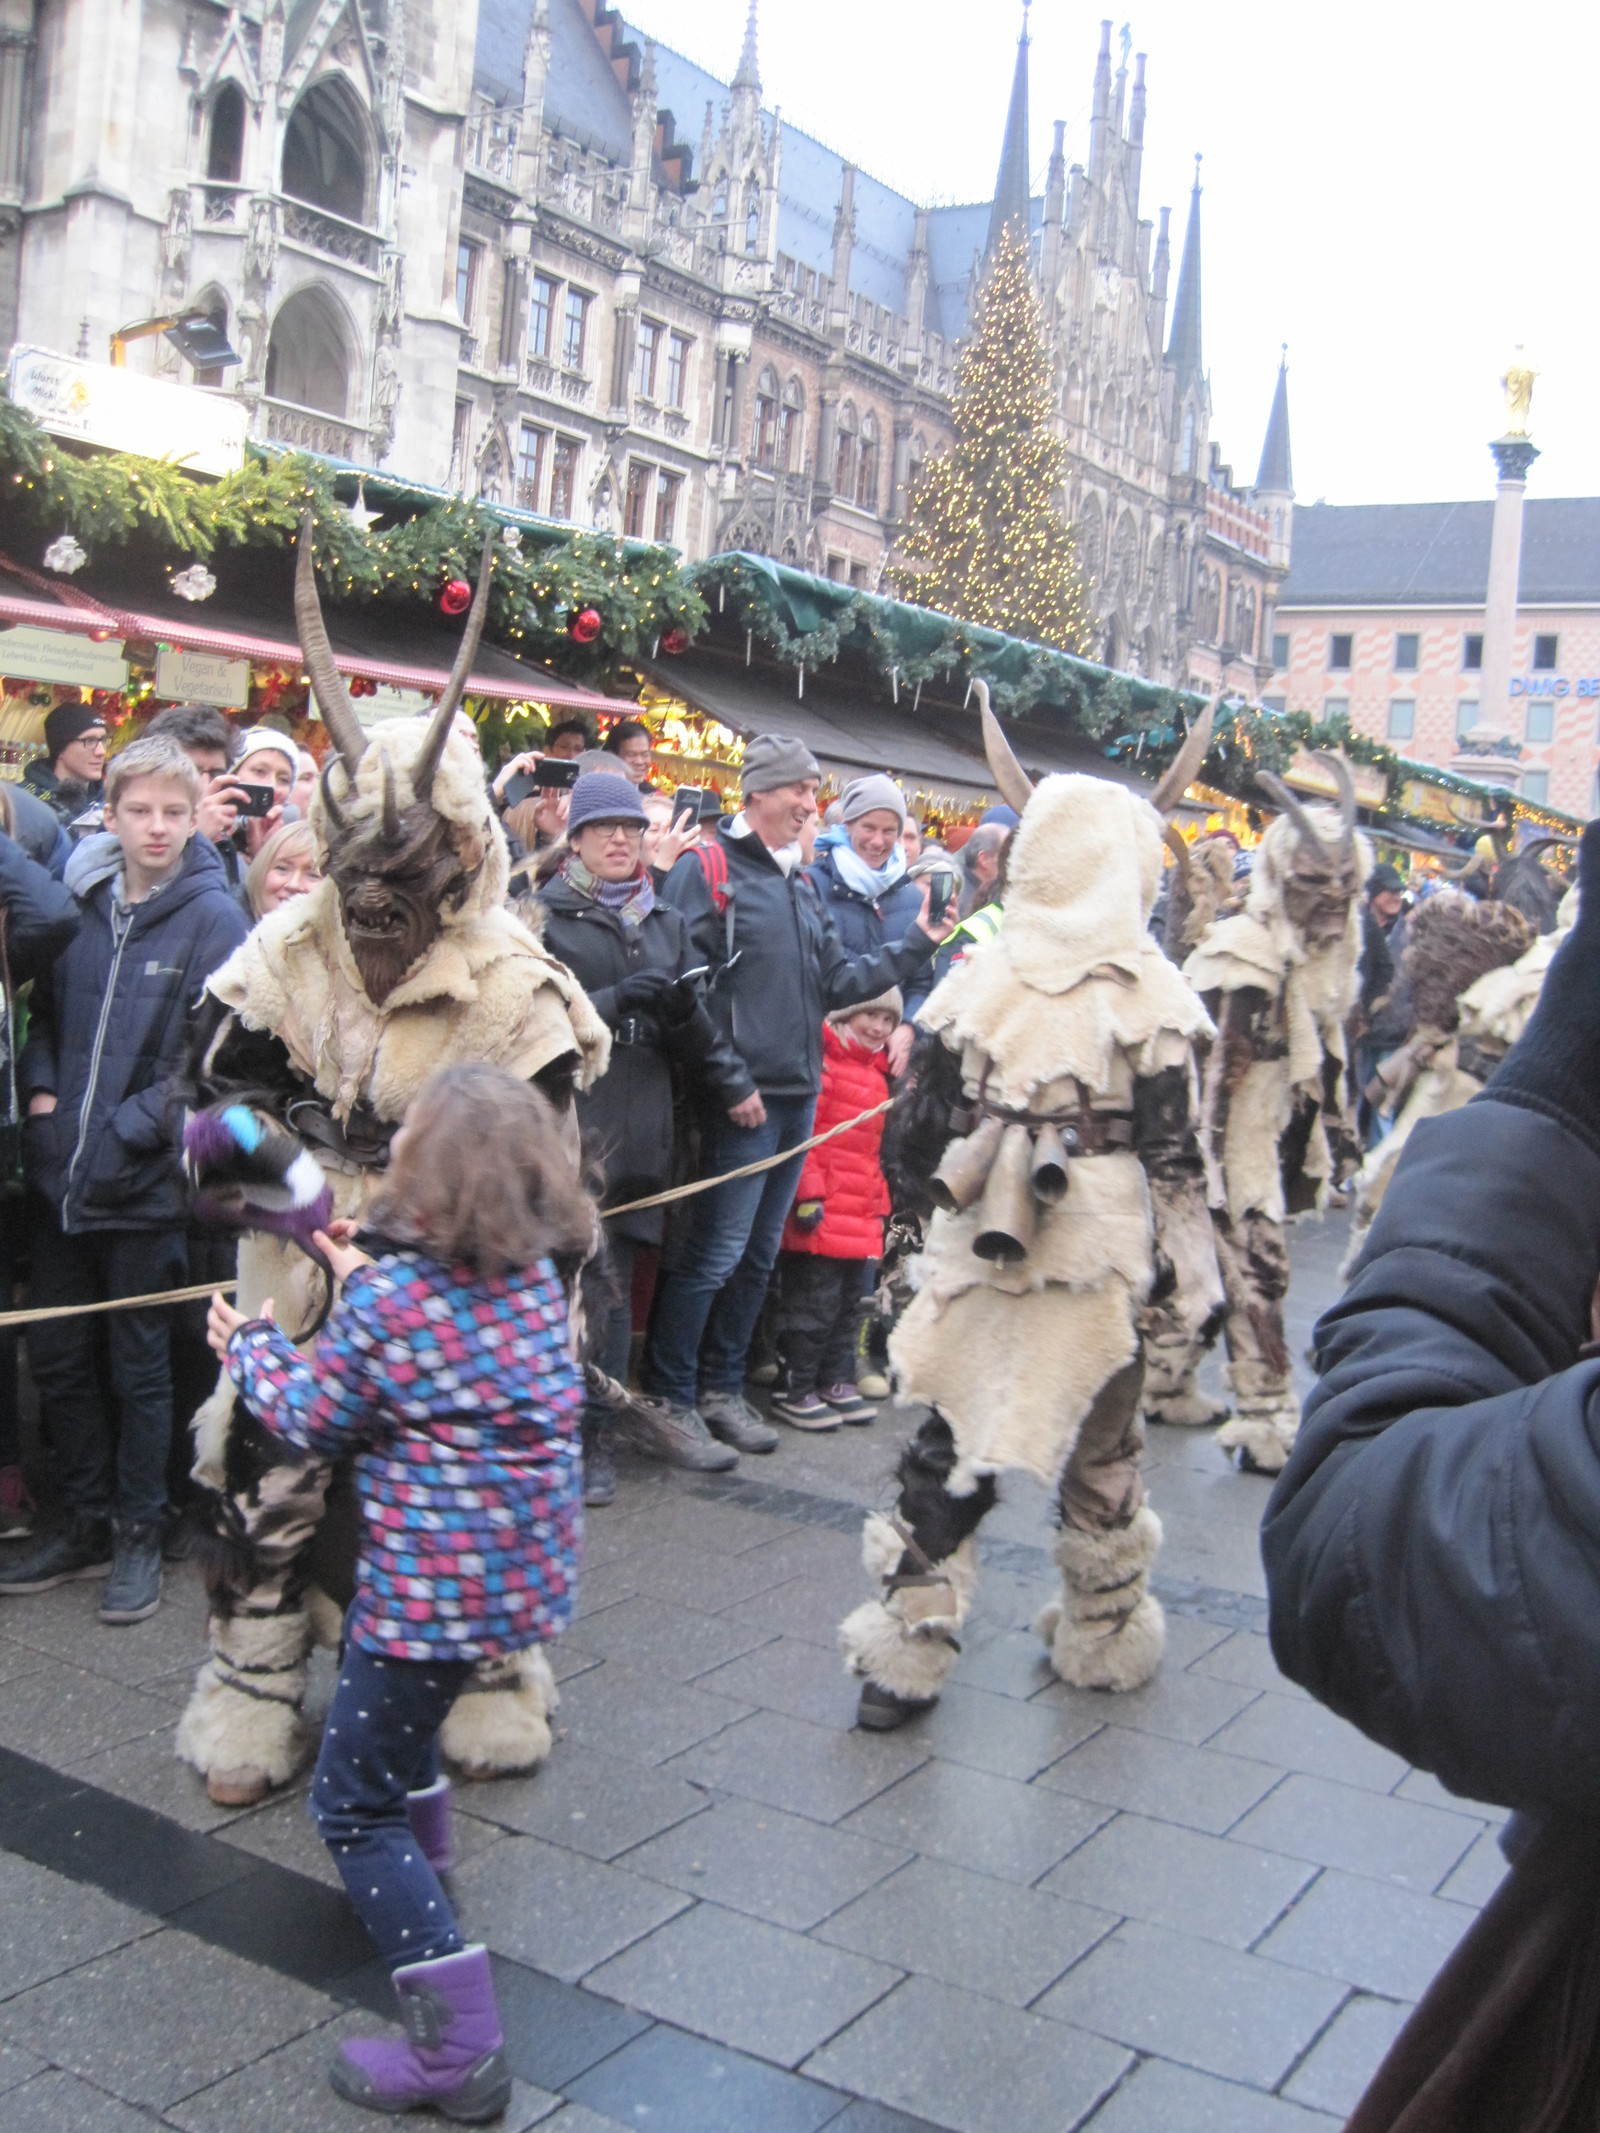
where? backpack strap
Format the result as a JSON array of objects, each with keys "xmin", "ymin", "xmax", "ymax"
[{"xmin": 693, "ymin": 838, "xmax": 738, "ymax": 966}]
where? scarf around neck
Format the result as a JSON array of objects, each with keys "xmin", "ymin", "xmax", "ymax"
[
  {"xmin": 831, "ymin": 840, "xmax": 907, "ymax": 903},
  {"xmin": 562, "ymin": 851, "xmax": 655, "ymax": 930}
]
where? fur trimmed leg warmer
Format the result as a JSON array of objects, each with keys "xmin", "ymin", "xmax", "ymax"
[
  {"xmin": 176, "ymin": 1606, "xmax": 315, "ymax": 1804},
  {"xmin": 440, "ymin": 1647, "xmax": 558, "ymax": 1780},
  {"xmin": 1216, "ymin": 1362, "xmax": 1300, "ymax": 1473},
  {"xmin": 1035, "ymin": 1504, "xmax": 1166, "ymax": 1692},
  {"xmin": 1140, "ymin": 1337, "xmax": 1230, "ymax": 1428},
  {"xmin": 839, "ymin": 1513, "xmax": 978, "ymax": 1703}
]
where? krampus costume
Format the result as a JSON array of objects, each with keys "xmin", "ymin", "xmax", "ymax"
[
  {"xmin": 176, "ymin": 527, "xmax": 607, "ymax": 1807},
  {"xmin": 839, "ymin": 692, "xmax": 1214, "ymax": 1729},
  {"xmin": 1341, "ymin": 890, "xmax": 1535, "ymax": 1273},
  {"xmin": 1181, "ymin": 762, "xmax": 1370, "ymax": 1474}
]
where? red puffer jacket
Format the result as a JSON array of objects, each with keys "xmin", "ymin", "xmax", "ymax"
[{"xmin": 781, "ymin": 1023, "xmax": 892, "ymax": 1260}]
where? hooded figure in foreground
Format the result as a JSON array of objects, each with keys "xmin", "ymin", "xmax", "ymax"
[
  {"xmin": 839, "ymin": 693, "xmax": 1214, "ymax": 1730},
  {"xmin": 1181, "ymin": 761, "xmax": 1370, "ymax": 1473},
  {"xmin": 176, "ymin": 525, "xmax": 607, "ymax": 1808}
]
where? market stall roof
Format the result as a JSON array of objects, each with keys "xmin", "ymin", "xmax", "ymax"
[
  {"xmin": 0, "ymin": 554, "xmax": 636, "ymax": 715},
  {"xmin": 644, "ymin": 634, "xmax": 1158, "ymax": 805}
]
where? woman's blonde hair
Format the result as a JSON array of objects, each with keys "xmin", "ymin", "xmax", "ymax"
[
  {"xmin": 367, "ymin": 1065, "xmax": 595, "ymax": 1276},
  {"xmin": 244, "ymin": 818, "xmax": 319, "ymax": 920}
]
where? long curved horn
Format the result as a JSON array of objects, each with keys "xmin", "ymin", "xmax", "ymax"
[
  {"xmin": 1309, "ymin": 751, "xmax": 1358, "ymax": 852},
  {"xmin": 1255, "ymin": 768, "xmax": 1323, "ymax": 844},
  {"xmin": 381, "ymin": 752, "xmax": 400, "ymax": 842},
  {"xmin": 318, "ymin": 756, "xmax": 349, "ymax": 831},
  {"xmin": 294, "ymin": 516, "xmax": 367, "ymax": 775},
  {"xmin": 411, "ymin": 533, "xmax": 496, "ymax": 802},
  {"xmin": 1151, "ymin": 696, "xmax": 1219, "ymax": 818},
  {"xmin": 973, "ymin": 677, "xmax": 1034, "ymax": 816},
  {"xmin": 1162, "ymin": 821, "xmax": 1192, "ymax": 888}
]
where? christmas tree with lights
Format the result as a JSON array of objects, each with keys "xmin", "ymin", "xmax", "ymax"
[{"xmin": 897, "ymin": 225, "xmax": 1091, "ymax": 653}]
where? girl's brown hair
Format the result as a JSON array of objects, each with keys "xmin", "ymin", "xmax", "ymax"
[{"xmin": 367, "ymin": 1065, "xmax": 596, "ymax": 1276}]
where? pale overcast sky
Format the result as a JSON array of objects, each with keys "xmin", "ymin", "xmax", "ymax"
[{"xmin": 621, "ymin": 0, "xmax": 1596, "ymax": 507}]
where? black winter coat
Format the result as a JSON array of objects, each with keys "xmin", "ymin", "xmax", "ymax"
[
  {"xmin": 7, "ymin": 783, "xmax": 72, "ymax": 881},
  {"xmin": 658, "ymin": 822, "xmax": 935, "ymax": 1102},
  {"xmin": 1263, "ymin": 1095, "xmax": 1600, "ymax": 1816},
  {"xmin": 804, "ymin": 844, "xmax": 931, "ymax": 1020},
  {"xmin": 539, "ymin": 874, "xmax": 748, "ymax": 1243},
  {"xmin": 0, "ymin": 828, "xmax": 81, "ymax": 1128},
  {"xmin": 20, "ymin": 835, "xmax": 249, "ymax": 1232}
]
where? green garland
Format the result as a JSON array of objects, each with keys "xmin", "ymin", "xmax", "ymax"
[{"xmin": 0, "ymin": 394, "xmax": 704, "ymax": 681}]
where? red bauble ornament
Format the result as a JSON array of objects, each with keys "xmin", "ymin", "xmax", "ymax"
[
  {"xmin": 440, "ymin": 578, "xmax": 472, "ymax": 617},
  {"xmin": 570, "ymin": 606, "xmax": 603, "ymax": 645},
  {"xmin": 661, "ymin": 624, "xmax": 689, "ymax": 656}
]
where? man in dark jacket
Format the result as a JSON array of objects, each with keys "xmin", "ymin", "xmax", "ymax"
[
  {"xmin": 806, "ymin": 773, "xmax": 929, "ymax": 1073},
  {"xmin": 1263, "ymin": 820, "xmax": 1600, "ymax": 2126},
  {"xmin": 0, "ymin": 736, "xmax": 248, "ymax": 1624},
  {"xmin": 22, "ymin": 702, "xmax": 107, "ymax": 832},
  {"xmin": 648, "ymin": 734, "xmax": 949, "ymax": 1458}
]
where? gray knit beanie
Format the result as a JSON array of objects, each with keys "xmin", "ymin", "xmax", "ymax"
[
  {"xmin": 567, "ymin": 771, "xmax": 649, "ymax": 833},
  {"xmin": 840, "ymin": 773, "xmax": 907, "ymax": 827},
  {"xmin": 741, "ymin": 732, "xmax": 820, "ymax": 793}
]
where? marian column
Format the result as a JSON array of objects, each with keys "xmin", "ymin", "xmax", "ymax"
[{"xmin": 1454, "ymin": 352, "xmax": 1539, "ymax": 791}]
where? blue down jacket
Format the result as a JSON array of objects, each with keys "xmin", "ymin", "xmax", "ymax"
[{"xmin": 20, "ymin": 833, "xmax": 248, "ymax": 1232}]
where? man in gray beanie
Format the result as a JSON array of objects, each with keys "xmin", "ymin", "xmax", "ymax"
[{"xmin": 644, "ymin": 736, "xmax": 953, "ymax": 1464}]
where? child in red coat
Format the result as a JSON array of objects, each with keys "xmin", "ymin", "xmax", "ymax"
[{"xmin": 773, "ymin": 990, "xmax": 900, "ymax": 1429}]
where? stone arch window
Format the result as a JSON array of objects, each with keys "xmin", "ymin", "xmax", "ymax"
[
  {"xmin": 752, "ymin": 364, "xmax": 779, "ymax": 468},
  {"xmin": 265, "ymin": 284, "xmax": 353, "ymax": 414},
  {"xmin": 282, "ymin": 78, "xmax": 371, "ymax": 224},
  {"xmin": 855, "ymin": 410, "xmax": 880, "ymax": 511},
  {"xmin": 1239, "ymin": 585, "xmax": 1258, "ymax": 658},
  {"xmin": 1064, "ymin": 362, "xmax": 1083, "ymax": 425},
  {"xmin": 779, "ymin": 375, "xmax": 805, "ymax": 471},
  {"xmin": 713, "ymin": 173, "xmax": 729, "ymax": 219},
  {"xmin": 1101, "ymin": 387, "xmax": 1119, "ymax": 441},
  {"xmin": 834, "ymin": 400, "xmax": 858, "ymax": 495},
  {"xmin": 1077, "ymin": 493, "xmax": 1104, "ymax": 586},
  {"xmin": 745, "ymin": 181, "xmax": 761, "ymax": 254},
  {"xmin": 207, "ymin": 82, "xmax": 246, "ymax": 184},
  {"xmin": 1180, "ymin": 403, "xmax": 1196, "ymax": 475},
  {"xmin": 1112, "ymin": 514, "xmax": 1140, "ymax": 598}
]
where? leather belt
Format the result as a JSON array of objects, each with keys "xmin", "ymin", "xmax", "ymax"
[
  {"xmin": 613, "ymin": 1014, "xmax": 663, "ymax": 1048},
  {"xmin": 285, "ymin": 1097, "xmax": 396, "ymax": 1171}
]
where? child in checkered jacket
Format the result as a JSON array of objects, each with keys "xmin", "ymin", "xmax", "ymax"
[{"xmin": 208, "ymin": 1064, "xmax": 595, "ymax": 2123}]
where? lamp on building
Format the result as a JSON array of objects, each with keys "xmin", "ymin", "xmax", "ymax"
[{"xmin": 109, "ymin": 312, "xmax": 242, "ymax": 371}]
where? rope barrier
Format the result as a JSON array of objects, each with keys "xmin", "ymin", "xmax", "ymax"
[{"xmin": 0, "ymin": 1098, "xmax": 897, "ymax": 1327}]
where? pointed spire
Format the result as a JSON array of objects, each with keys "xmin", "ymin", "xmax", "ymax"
[
  {"xmin": 986, "ymin": 1, "xmax": 1032, "ymax": 256},
  {"xmin": 733, "ymin": 0, "xmax": 760, "ymax": 93},
  {"xmin": 1256, "ymin": 346, "xmax": 1293, "ymax": 493},
  {"xmin": 1166, "ymin": 154, "xmax": 1203, "ymax": 389}
]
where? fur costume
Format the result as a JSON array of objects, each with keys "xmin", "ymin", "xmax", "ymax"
[
  {"xmin": 1341, "ymin": 895, "xmax": 1535, "ymax": 1275},
  {"xmin": 840, "ymin": 697, "xmax": 1215, "ymax": 1724},
  {"xmin": 177, "ymin": 531, "xmax": 607, "ymax": 1807},
  {"xmin": 1181, "ymin": 765, "xmax": 1371, "ymax": 1473}
]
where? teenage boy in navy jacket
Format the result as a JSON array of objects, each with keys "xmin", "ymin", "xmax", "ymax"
[{"xmin": 1, "ymin": 735, "xmax": 248, "ymax": 1624}]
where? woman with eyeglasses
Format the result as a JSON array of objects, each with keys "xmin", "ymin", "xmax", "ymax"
[{"xmin": 536, "ymin": 773, "xmax": 748, "ymax": 1503}]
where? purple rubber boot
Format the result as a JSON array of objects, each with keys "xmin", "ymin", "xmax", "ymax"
[
  {"xmin": 330, "ymin": 1944, "xmax": 510, "ymax": 2121},
  {"xmin": 406, "ymin": 1776, "xmax": 455, "ymax": 1875}
]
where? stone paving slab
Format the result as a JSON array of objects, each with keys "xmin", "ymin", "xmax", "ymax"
[
  {"xmin": 1281, "ymin": 1991, "xmax": 1414, "ymax": 2118},
  {"xmin": 551, "ymin": 1659, "xmax": 750, "ymax": 1767},
  {"xmin": 1230, "ymin": 1772, "xmax": 1482, "ymax": 1891},
  {"xmin": 813, "ymin": 1854, "xmax": 1116, "ymax": 2008},
  {"xmin": 2, "ymin": 2065, "xmax": 172, "ymax": 2133},
  {"xmin": 668, "ymin": 1707, "xmax": 929, "ymax": 1824},
  {"xmin": 1034, "ymin": 1917, "xmax": 1347, "ymax": 2091},
  {"xmin": 0, "ymin": 1927, "xmax": 339, "ymax": 2111},
  {"xmin": 802, "ymin": 1973, "xmax": 1133, "ymax": 2133},
  {"xmin": 469, "ymin": 1742, "xmax": 711, "ymax": 1862},
  {"xmin": 620, "ymin": 1794, "xmax": 912, "ymax": 1930},
  {"xmin": 563, "ymin": 2020, "xmax": 848, "ymax": 2133},
  {"xmin": 0, "ymin": 1660, "xmax": 174, "ymax": 1766},
  {"xmin": 0, "ymin": 1851, "xmax": 160, "ymax": 1998},
  {"xmin": 1036, "ymin": 1722, "xmax": 1285, "ymax": 1835},
  {"xmin": 448, "ymin": 1834, "xmax": 692, "ymax": 1982},
  {"xmin": 695, "ymin": 1633, "xmax": 867, "ymax": 1730},
  {"xmin": 1036, "ymin": 1810, "xmax": 1317, "ymax": 1949},
  {"xmin": 584, "ymin": 1899, "xmax": 903, "ymax": 2068},
  {"xmin": 1208, "ymin": 1690, "xmax": 1413, "ymax": 1792},
  {"xmin": 843, "ymin": 1756, "xmax": 1111, "ymax": 1885},
  {"xmin": 1254, "ymin": 1867, "xmax": 1475, "ymax": 1999},
  {"xmin": 1083, "ymin": 2055, "xmax": 1342, "ymax": 2130},
  {"xmin": 564, "ymin": 1593, "xmax": 775, "ymax": 1683}
]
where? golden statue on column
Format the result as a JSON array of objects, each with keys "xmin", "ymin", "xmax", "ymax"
[{"xmin": 1501, "ymin": 346, "xmax": 1537, "ymax": 438}]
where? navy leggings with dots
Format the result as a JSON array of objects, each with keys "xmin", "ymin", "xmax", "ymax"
[{"xmin": 311, "ymin": 1638, "xmax": 475, "ymax": 1970}]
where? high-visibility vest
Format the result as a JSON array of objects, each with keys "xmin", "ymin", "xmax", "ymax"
[{"xmin": 945, "ymin": 903, "xmax": 1004, "ymax": 960}]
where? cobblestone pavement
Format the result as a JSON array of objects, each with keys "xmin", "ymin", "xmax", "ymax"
[{"xmin": 0, "ymin": 1211, "xmax": 1500, "ymax": 2132}]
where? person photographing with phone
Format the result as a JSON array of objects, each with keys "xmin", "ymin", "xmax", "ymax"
[
  {"xmin": 805, "ymin": 775, "xmax": 929, "ymax": 1079},
  {"xmin": 536, "ymin": 772, "xmax": 751, "ymax": 1497}
]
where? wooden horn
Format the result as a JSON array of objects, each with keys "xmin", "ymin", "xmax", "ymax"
[
  {"xmin": 294, "ymin": 516, "xmax": 367, "ymax": 775},
  {"xmin": 410, "ymin": 533, "xmax": 496, "ymax": 802},
  {"xmin": 1162, "ymin": 821, "xmax": 1193, "ymax": 888},
  {"xmin": 974, "ymin": 678, "xmax": 1034, "ymax": 816},
  {"xmin": 1150, "ymin": 696, "xmax": 1218, "ymax": 818}
]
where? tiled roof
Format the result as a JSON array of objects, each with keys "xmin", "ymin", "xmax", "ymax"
[{"xmin": 1279, "ymin": 498, "xmax": 1600, "ymax": 607}]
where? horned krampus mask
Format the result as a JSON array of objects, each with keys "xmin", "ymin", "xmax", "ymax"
[
  {"xmin": 1254, "ymin": 756, "xmax": 1364, "ymax": 947},
  {"xmin": 294, "ymin": 518, "xmax": 495, "ymax": 1004}
]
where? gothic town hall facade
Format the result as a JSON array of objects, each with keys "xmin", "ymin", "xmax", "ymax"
[{"xmin": 0, "ymin": 0, "xmax": 1292, "ymax": 694}]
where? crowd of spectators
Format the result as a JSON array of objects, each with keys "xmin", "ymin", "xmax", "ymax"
[{"xmin": 0, "ymin": 699, "xmax": 1004, "ymax": 1619}]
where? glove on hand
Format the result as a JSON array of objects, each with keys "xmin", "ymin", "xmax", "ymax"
[
  {"xmin": 792, "ymin": 1198, "xmax": 825, "ymax": 1233},
  {"xmin": 1486, "ymin": 822, "xmax": 1594, "ymax": 1147},
  {"xmin": 615, "ymin": 969, "xmax": 673, "ymax": 1012}
]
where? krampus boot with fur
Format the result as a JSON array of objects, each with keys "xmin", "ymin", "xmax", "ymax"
[
  {"xmin": 176, "ymin": 1606, "xmax": 315, "ymax": 1806},
  {"xmin": 330, "ymin": 1944, "xmax": 510, "ymax": 2121},
  {"xmin": 1035, "ymin": 1505, "xmax": 1166, "ymax": 1692},
  {"xmin": 440, "ymin": 1647, "xmax": 557, "ymax": 1779},
  {"xmin": 407, "ymin": 1777, "xmax": 454, "ymax": 1875},
  {"xmin": 1215, "ymin": 1362, "xmax": 1300, "ymax": 1474},
  {"xmin": 1140, "ymin": 1340, "xmax": 1230, "ymax": 1429},
  {"xmin": 840, "ymin": 1512, "xmax": 978, "ymax": 1728}
]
